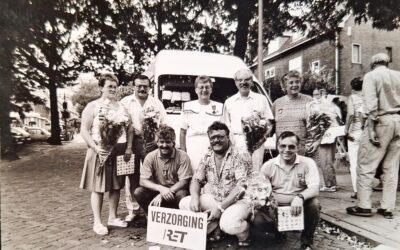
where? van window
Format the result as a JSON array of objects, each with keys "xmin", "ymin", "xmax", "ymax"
[{"xmin": 158, "ymin": 74, "xmax": 265, "ymax": 113}]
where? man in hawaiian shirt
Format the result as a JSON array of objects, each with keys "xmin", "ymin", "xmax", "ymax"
[
  {"xmin": 120, "ymin": 74, "xmax": 169, "ymax": 222},
  {"xmin": 179, "ymin": 121, "xmax": 253, "ymax": 246}
]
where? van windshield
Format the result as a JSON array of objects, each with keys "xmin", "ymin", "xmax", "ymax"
[{"xmin": 157, "ymin": 74, "xmax": 264, "ymax": 113}]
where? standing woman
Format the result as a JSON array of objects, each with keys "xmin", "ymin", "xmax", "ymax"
[
  {"xmin": 272, "ymin": 70, "xmax": 313, "ymax": 155},
  {"xmin": 80, "ymin": 73, "xmax": 133, "ymax": 235},
  {"xmin": 180, "ymin": 75, "xmax": 223, "ymax": 171},
  {"xmin": 344, "ymin": 77, "xmax": 364, "ymax": 198}
]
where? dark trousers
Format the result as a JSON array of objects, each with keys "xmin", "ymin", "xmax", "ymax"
[
  {"xmin": 133, "ymin": 186, "xmax": 189, "ymax": 214},
  {"xmin": 252, "ymin": 197, "xmax": 321, "ymax": 245}
]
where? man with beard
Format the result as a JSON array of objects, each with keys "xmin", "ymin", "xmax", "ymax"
[
  {"xmin": 254, "ymin": 131, "xmax": 320, "ymax": 250},
  {"xmin": 222, "ymin": 68, "xmax": 273, "ymax": 171},
  {"xmin": 134, "ymin": 125, "xmax": 192, "ymax": 214},
  {"xmin": 179, "ymin": 121, "xmax": 253, "ymax": 246},
  {"xmin": 120, "ymin": 74, "xmax": 169, "ymax": 221}
]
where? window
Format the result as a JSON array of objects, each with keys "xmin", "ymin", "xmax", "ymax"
[
  {"xmin": 352, "ymin": 44, "xmax": 361, "ymax": 64},
  {"xmin": 311, "ymin": 60, "xmax": 320, "ymax": 74},
  {"xmin": 264, "ymin": 67, "xmax": 275, "ymax": 79},
  {"xmin": 288, "ymin": 56, "xmax": 302, "ymax": 73},
  {"xmin": 386, "ymin": 47, "xmax": 392, "ymax": 62}
]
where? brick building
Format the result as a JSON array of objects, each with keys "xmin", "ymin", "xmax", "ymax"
[{"xmin": 253, "ymin": 15, "xmax": 400, "ymax": 96}]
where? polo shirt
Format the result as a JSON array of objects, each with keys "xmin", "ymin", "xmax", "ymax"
[
  {"xmin": 140, "ymin": 148, "xmax": 193, "ymax": 187},
  {"xmin": 260, "ymin": 154, "xmax": 319, "ymax": 196}
]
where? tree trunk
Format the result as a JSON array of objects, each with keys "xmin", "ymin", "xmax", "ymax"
[
  {"xmin": 233, "ymin": 0, "xmax": 254, "ymax": 59},
  {"xmin": 48, "ymin": 83, "xmax": 61, "ymax": 145}
]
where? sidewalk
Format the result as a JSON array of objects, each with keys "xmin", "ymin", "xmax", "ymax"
[
  {"xmin": 319, "ymin": 163, "xmax": 400, "ymax": 249},
  {"xmin": 1, "ymin": 140, "xmax": 399, "ymax": 250}
]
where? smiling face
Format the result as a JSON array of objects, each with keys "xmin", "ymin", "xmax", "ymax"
[
  {"xmin": 101, "ymin": 80, "xmax": 118, "ymax": 100},
  {"xmin": 284, "ymin": 76, "xmax": 301, "ymax": 97},
  {"xmin": 234, "ymin": 69, "xmax": 253, "ymax": 97},
  {"xmin": 195, "ymin": 81, "xmax": 212, "ymax": 102},
  {"xmin": 157, "ymin": 137, "xmax": 175, "ymax": 158},
  {"xmin": 313, "ymin": 89, "xmax": 322, "ymax": 100},
  {"xmin": 208, "ymin": 129, "xmax": 230, "ymax": 155},
  {"xmin": 277, "ymin": 136, "xmax": 298, "ymax": 164},
  {"xmin": 134, "ymin": 78, "xmax": 150, "ymax": 100}
]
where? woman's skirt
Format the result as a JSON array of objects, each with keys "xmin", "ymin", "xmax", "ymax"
[{"xmin": 79, "ymin": 143, "xmax": 126, "ymax": 193}]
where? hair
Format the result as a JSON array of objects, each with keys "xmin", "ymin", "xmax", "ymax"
[
  {"xmin": 350, "ymin": 77, "xmax": 363, "ymax": 91},
  {"xmin": 207, "ymin": 121, "xmax": 230, "ymax": 136},
  {"xmin": 370, "ymin": 53, "xmax": 390, "ymax": 68},
  {"xmin": 234, "ymin": 68, "xmax": 252, "ymax": 81},
  {"xmin": 277, "ymin": 131, "xmax": 300, "ymax": 147},
  {"xmin": 195, "ymin": 75, "xmax": 213, "ymax": 89},
  {"xmin": 133, "ymin": 74, "xmax": 151, "ymax": 86},
  {"xmin": 156, "ymin": 125, "xmax": 176, "ymax": 142},
  {"xmin": 280, "ymin": 70, "xmax": 302, "ymax": 91},
  {"xmin": 98, "ymin": 73, "xmax": 119, "ymax": 87}
]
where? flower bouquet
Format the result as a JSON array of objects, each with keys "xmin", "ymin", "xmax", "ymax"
[
  {"xmin": 142, "ymin": 106, "xmax": 160, "ymax": 154},
  {"xmin": 305, "ymin": 113, "xmax": 332, "ymax": 156},
  {"xmin": 97, "ymin": 104, "xmax": 130, "ymax": 175},
  {"xmin": 241, "ymin": 111, "xmax": 269, "ymax": 153}
]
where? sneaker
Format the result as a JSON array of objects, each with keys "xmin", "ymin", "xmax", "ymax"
[
  {"xmin": 125, "ymin": 213, "xmax": 136, "ymax": 222},
  {"xmin": 108, "ymin": 218, "xmax": 128, "ymax": 227},
  {"xmin": 346, "ymin": 206, "xmax": 372, "ymax": 217},
  {"xmin": 320, "ymin": 186, "xmax": 337, "ymax": 192},
  {"xmin": 377, "ymin": 208, "xmax": 393, "ymax": 219},
  {"xmin": 93, "ymin": 223, "xmax": 108, "ymax": 236}
]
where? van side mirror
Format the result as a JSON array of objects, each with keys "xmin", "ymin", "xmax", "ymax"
[{"xmin": 41, "ymin": 131, "xmax": 44, "ymax": 135}]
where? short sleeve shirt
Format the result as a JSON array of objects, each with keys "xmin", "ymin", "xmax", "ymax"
[
  {"xmin": 140, "ymin": 148, "xmax": 193, "ymax": 187},
  {"xmin": 260, "ymin": 154, "xmax": 319, "ymax": 195},
  {"xmin": 193, "ymin": 147, "xmax": 252, "ymax": 202},
  {"xmin": 222, "ymin": 91, "xmax": 274, "ymax": 134}
]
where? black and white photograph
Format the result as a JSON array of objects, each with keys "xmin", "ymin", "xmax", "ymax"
[{"xmin": 1, "ymin": 0, "xmax": 400, "ymax": 249}]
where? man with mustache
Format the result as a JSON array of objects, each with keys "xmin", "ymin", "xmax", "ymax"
[
  {"xmin": 254, "ymin": 131, "xmax": 320, "ymax": 250},
  {"xmin": 179, "ymin": 121, "xmax": 253, "ymax": 246},
  {"xmin": 134, "ymin": 125, "xmax": 192, "ymax": 214},
  {"xmin": 120, "ymin": 74, "xmax": 169, "ymax": 221},
  {"xmin": 222, "ymin": 68, "xmax": 274, "ymax": 171}
]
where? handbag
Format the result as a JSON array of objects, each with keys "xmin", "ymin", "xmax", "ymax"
[{"xmin": 116, "ymin": 155, "xmax": 135, "ymax": 176}]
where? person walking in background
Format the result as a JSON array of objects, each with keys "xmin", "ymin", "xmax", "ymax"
[
  {"xmin": 120, "ymin": 74, "xmax": 169, "ymax": 222},
  {"xmin": 134, "ymin": 125, "xmax": 192, "ymax": 214},
  {"xmin": 306, "ymin": 88, "xmax": 340, "ymax": 192},
  {"xmin": 272, "ymin": 70, "xmax": 313, "ymax": 155},
  {"xmin": 223, "ymin": 68, "xmax": 273, "ymax": 171},
  {"xmin": 344, "ymin": 77, "xmax": 364, "ymax": 199},
  {"xmin": 179, "ymin": 121, "xmax": 253, "ymax": 246},
  {"xmin": 180, "ymin": 75, "xmax": 223, "ymax": 171},
  {"xmin": 347, "ymin": 53, "xmax": 400, "ymax": 219},
  {"xmin": 79, "ymin": 73, "xmax": 133, "ymax": 235}
]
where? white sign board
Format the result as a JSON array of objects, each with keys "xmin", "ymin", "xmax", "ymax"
[
  {"xmin": 320, "ymin": 126, "xmax": 346, "ymax": 144},
  {"xmin": 147, "ymin": 206, "xmax": 207, "ymax": 250},
  {"xmin": 277, "ymin": 206, "xmax": 304, "ymax": 232}
]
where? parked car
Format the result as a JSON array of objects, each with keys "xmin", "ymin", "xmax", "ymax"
[
  {"xmin": 60, "ymin": 131, "xmax": 74, "ymax": 141},
  {"xmin": 11, "ymin": 130, "xmax": 24, "ymax": 145},
  {"xmin": 11, "ymin": 127, "xmax": 31, "ymax": 143},
  {"xmin": 25, "ymin": 126, "xmax": 51, "ymax": 142}
]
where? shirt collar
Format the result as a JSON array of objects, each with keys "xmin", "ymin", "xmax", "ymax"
[
  {"xmin": 272, "ymin": 154, "xmax": 300, "ymax": 167},
  {"xmin": 233, "ymin": 91, "xmax": 255, "ymax": 101},
  {"xmin": 157, "ymin": 148, "xmax": 176, "ymax": 159}
]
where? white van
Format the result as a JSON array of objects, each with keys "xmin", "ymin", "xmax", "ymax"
[{"xmin": 144, "ymin": 50, "xmax": 273, "ymax": 148}]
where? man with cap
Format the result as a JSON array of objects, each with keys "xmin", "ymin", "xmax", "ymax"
[{"xmin": 346, "ymin": 53, "xmax": 400, "ymax": 219}]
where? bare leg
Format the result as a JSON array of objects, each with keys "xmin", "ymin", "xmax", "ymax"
[
  {"xmin": 91, "ymin": 192, "xmax": 104, "ymax": 225},
  {"xmin": 108, "ymin": 189, "xmax": 120, "ymax": 221}
]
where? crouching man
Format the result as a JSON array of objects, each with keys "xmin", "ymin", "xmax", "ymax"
[
  {"xmin": 134, "ymin": 125, "xmax": 192, "ymax": 215},
  {"xmin": 253, "ymin": 131, "xmax": 321, "ymax": 250},
  {"xmin": 179, "ymin": 121, "xmax": 253, "ymax": 246}
]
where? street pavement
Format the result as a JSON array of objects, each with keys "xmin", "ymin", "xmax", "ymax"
[{"xmin": 0, "ymin": 139, "xmax": 384, "ymax": 250}]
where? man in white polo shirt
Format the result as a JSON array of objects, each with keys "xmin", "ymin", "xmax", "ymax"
[
  {"xmin": 254, "ymin": 131, "xmax": 320, "ymax": 250},
  {"xmin": 222, "ymin": 68, "xmax": 273, "ymax": 171}
]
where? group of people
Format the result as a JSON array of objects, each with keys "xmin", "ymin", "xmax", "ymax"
[{"xmin": 78, "ymin": 52, "xmax": 399, "ymax": 249}]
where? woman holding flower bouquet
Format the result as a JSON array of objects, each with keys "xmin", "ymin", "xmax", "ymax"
[{"xmin": 80, "ymin": 73, "xmax": 133, "ymax": 235}]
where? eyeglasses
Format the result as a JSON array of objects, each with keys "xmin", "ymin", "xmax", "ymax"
[
  {"xmin": 278, "ymin": 144, "xmax": 297, "ymax": 150},
  {"xmin": 235, "ymin": 77, "xmax": 252, "ymax": 83}
]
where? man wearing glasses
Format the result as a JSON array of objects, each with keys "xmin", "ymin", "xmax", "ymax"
[
  {"xmin": 222, "ymin": 68, "xmax": 274, "ymax": 171},
  {"xmin": 254, "ymin": 131, "xmax": 320, "ymax": 250},
  {"xmin": 120, "ymin": 74, "xmax": 169, "ymax": 222},
  {"xmin": 179, "ymin": 121, "xmax": 253, "ymax": 246}
]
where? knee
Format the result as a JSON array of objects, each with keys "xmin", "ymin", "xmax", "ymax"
[
  {"xmin": 133, "ymin": 187, "xmax": 146, "ymax": 201},
  {"xmin": 175, "ymin": 189, "xmax": 189, "ymax": 203},
  {"xmin": 305, "ymin": 197, "xmax": 321, "ymax": 213},
  {"xmin": 178, "ymin": 196, "xmax": 191, "ymax": 210},
  {"xmin": 219, "ymin": 214, "xmax": 248, "ymax": 236}
]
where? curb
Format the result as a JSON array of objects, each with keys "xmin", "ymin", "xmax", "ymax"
[{"xmin": 320, "ymin": 213, "xmax": 400, "ymax": 249}]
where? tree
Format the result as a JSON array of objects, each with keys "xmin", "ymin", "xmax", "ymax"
[{"xmin": 12, "ymin": 0, "xmax": 83, "ymax": 145}]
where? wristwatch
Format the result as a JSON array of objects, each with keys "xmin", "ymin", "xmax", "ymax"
[
  {"xmin": 217, "ymin": 204, "xmax": 225, "ymax": 213},
  {"xmin": 296, "ymin": 193, "xmax": 305, "ymax": 201}
]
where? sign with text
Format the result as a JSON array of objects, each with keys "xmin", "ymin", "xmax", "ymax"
[
  {"xmin": 276, "ymin": 206, "xmax": 304, "ymax": 232},
  {"xmin": 147, "ymin": 206, "xmax": 207, "ymax": 250}
]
